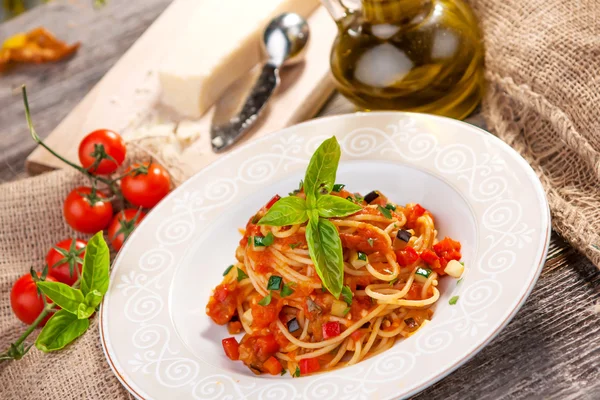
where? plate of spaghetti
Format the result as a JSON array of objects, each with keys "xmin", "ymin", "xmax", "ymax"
[{"xmin": 100, "ymin": 112, "xmax": 551, "ymax": 400}]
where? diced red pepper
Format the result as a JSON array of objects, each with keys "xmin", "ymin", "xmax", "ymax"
[
  {"xmin": 299, "ymin": 358, "xmax": 321, "ymax": 375},
  {"xmin": 263, "ymin": 356, "xmax": 283, "ymax": 375},
  {"xmin": 433, "ymin": 237, "xmax": 462, "ymax": 268},
  {"xmin": 351, "ymin": 330, "xmax": 364, "ymax": 342},
  {"xmin": 421, "ymin": 249, "xmax": 441, "ymax": 271},
  {"xmin": 322, "ymin": 321, "xmax": 341, "ymax": 339},
  {"xmin": 222, "ymin": 337, "xmax": 240, "ymax": 360},
  {"xmin": 227, "ymin": 321, "xmax": 242, "ymax": 334},
  {"xmin": 265, "ymin": 194, "xmax": 281, "ymax": 210},
  {"xmin": 405, "ymin": 204, "xmax": 426, "ymax": 228},
  {"xmin": 396, "ymin": 246, "xmax": 419, "ymax": 267}
]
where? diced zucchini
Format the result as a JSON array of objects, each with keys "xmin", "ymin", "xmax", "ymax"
[
  {"xmin": 444, "ymin": 259, "xmax": 464, "ymax": 278},
  {"xmin": 414, "ymin": 267, "xmax": 432, "ymax": 283},
  {"xmin": 331, "ymin": 299, "xmax": 348, "ymax": 317},
  {"xmin": 349, "ymin": 250, "xmax": 368, "ymax": 269}
]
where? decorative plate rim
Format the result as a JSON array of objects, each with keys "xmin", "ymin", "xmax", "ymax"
[{"xmin": 100, "ymin": 111, "xmax": 551, "ymax": 400}]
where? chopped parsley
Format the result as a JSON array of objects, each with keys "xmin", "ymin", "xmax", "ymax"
[
  {"xmin": 293, "ymin": 366, "xmax": 301, "ymax": 377},
  {"xmin": 281, "ymin": 283, "xmax": 295, "ymax": 297},
  {"xmin": 449, "ymin": 295, "xmax": 459, "ymax": 305},
  {"xmin": 237, "ymin": 268, "xmax": 248, "ymax": 281},
  {"xmin": 389, "ymin": 277, "xmax": 399, "ymax": 286},
  {"xmin": 367, "ymin": 238, "xmax": 374, "ymax": 247},
  {"xmin": 289, "ymin": 242, "xmax": 302, "ymax": 249},
  {"xmin": 332, "ymin": 183, "xmax": 345, "ymax": 192},
  {"xmin": 341, "ymin": 285, "xmax": 353, "ymax": 305},
  {"xmin": 377, "ymin": 205, "xmax": 392, "ymax": 219},
  {"xmin": 223, "ymin": 265, "xmax": 234, "ymax": 276},
  {"xmin": 385, "ymin": 203, "xmax": 397, "ymax": 211},
  {"xmin": 342, "ymin": 307, "xmax": 351, "ymax": 316},
  {"xmin": 280, "ymin": 369, "xmax": 287, "ymax": 376},
  {"xmin": 258, "ymin": 292, "xmax": 272, "ymax": 306}
]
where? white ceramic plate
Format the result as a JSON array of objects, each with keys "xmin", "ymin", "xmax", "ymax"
[{"xmin": 100, "ymin": 112, "xmax": 550, "ymax": 400}]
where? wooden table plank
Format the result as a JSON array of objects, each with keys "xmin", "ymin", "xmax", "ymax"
[{"xmin": 0, "ymin": 1, "xmax": 598, "ymax": 399}]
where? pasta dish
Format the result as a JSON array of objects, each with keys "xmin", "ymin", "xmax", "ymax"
[{"xmin": 206, "ymin": 137, "xmax": 464, "ymax": 377}]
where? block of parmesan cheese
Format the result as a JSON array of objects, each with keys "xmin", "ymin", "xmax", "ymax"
[{"xmin": 158, "ymin": 0, "xmax": 319, "ymax": 118}]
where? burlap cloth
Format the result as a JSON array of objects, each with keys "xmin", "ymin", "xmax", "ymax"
[{"xmin": 1, "ymin": 0, "xmax": 599, "ymax": 398}]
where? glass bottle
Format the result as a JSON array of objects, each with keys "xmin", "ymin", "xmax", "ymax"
[{"xmin": 322, "ymin": 0, "xmax": 485, "ymax": 120}]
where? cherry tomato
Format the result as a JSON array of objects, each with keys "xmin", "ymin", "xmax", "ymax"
[
  {"xmin": 120, "ymin": 162, "xmax": 171, "ymax": 208},
  {"xmin": 222, "ymin": 337, "xmax": 240, "ymax": 360},
  {"xmin": 10, "ymin": 273, "xmax": 57, "ymax": 326},
  {"xmin": 299, "ymin": 358, "xmax": 320, "ymax": 375},
  {"xmin": 322, "ymin": 321, "xmax": 341, "ymax": 339},
  {"xmin": 63, "ymin": 187, "xmax": 113, "ymax": 234},
  {"xmin": 263, "ymin": 356, "xmax": 282, "ymax": 375},
  {"xmin": 78, "ymin": 129, "xmax": 126, "ymax": 175},
  {"xmin": 45, "ymin": 238, "xmax": 87, "ymax": 286},
  {"xmin": 107, "ymin": 208, "xmax": 146, "ymax": 251}
]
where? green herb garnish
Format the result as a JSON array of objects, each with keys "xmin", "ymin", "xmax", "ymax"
[
  {"xmin": 258, "ymin": 292, "xmax": 272, "ymax": 306},
  {"xmin": 389, "ymin": 278, "xmax": 399, "ymax": 286},
  {"xmin": 267, "ymin": 275, "xmax": 283, "ymax": 291},
  {"xmin": 449, "ymin": 295, "xmax": 459, "ymax": 305},
  {"xmin": 332, "ymin": 183, "xmax": 345, "ymax": 192},
  {"xmin": 253, "ymin": 232, "xmax": 275, "ymax": 247},
  {"xmin": 341, "ymin": 285, "xmax": 353, "ymax": 305},
  {"xmin": 342, "ymin": 307, "xmax": 351, "ymax": 316},
  {"xmin": 385, "ymin": 203, "xmax": 396, "ymax": 211},
  {"xmin": 367, "ymin": 238, "xmax": 374, "ymax": 247},
  {"xmin": 237, "ymin": 268, "xmax": 248, "ymax": 281},
  {"xmin": 377, "ymin": 205, "xmax": 392, "ymax": 219},
  {"xmin": 293, "ymin": 366, "xmax": 301, "ymax": 377},
  {"xmin": 223, "ymin": 265, "xmax": 234, "ymax": 276},
  {"xmin": 289, "ymin": 242, "xmax": 302, "ymax": 249},
  {"xmin": 258, "ymin": 137, "xmax": 361, "ymax": 298},
  {"xmin": 281, "ymin": 369, "xmax": 287, "ymax": 376},
  {"xmin": 281, "ymin": 283, "xmax": 295, "ymax": 297},
  {"xmin": 357, "ymin": 251, "xmax": 367, "ymax": 261}
]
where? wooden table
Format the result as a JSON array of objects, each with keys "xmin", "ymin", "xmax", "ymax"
[{"xmin": 1, "ymin": 1, "xmax": 598, "ymax": 399}]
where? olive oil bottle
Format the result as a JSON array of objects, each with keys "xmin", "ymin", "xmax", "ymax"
[{"xmin": 323, "ymin": 0, "xmax": 485, "ymax": 120}]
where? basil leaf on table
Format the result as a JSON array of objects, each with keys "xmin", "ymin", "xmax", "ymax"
[
  {"xmin": 80, "ymin": 231, "xmax": 110, "ymax": 297},
  {"xmin": 258, "ymin": 196, "xmax": 308, "ymax": 226},
  {"xmin": 36, "ymin": 281, "xmax": 84, "ymax": 314},
  {"xmin": 77, "ymin": 303, "xmax": 96, "ymax": 319},
  {"xmin": 316, "ymin": 195, "xmax": 362, "ymax": 218},
  {"xmin": 303, "ymin": 136, "xmax": 341, "ymax": 198},
  {"xmin": 306, "ymin": 218, "xmax": 344, "ymax": 298},
  {"xmin": 35, "ymin": 310, "xmax": 90, "ymax": 352}
]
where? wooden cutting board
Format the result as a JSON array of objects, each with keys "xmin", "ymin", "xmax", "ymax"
[{"xmin": 26, "ymin": 1, "xmax": 338, "ymax": 175}]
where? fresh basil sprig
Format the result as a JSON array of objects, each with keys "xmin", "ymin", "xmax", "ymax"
[
  {"xmin": 35, "ymin": 232, "xmax": 110, "ymax": 352},
  {"xmin": 258, "ymin": 137, "xmax": 361, "ymax": 298}
]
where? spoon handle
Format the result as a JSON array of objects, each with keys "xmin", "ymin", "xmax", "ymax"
[{"xmin": 210, "ymin": 63, "xmax": 280, "ymax": 153}]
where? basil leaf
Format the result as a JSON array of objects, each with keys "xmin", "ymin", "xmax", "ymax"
[
  {"xmin": 36, "ymin": 281, "xmax": 84, "ymax": 314},
  {"xmin": 223, "ymin": 265, "xmax": 234, "ymax": 276},
  {"xmin": 237, "ymin": 268, "xmax": 248, "ymax": 281},
  {"xmin": 377, "ymin": 205, "xmax": 392, "ymax": 219},
  {"xmin": 316, "ymin": 195, "xmax": 362, "ymax": 218},
  {"xmin": 80, "ymin": 232, "xmax": 110, "ymax": 297},
  {"xmin": 303, "ymin": 136, "xmax": 340, "ymax": 198},
  {"xmin": 77, "ymin": 303, "xmax": 95, "ymax": 319},
  {"xmin": 306, "ymin": 218, "xmax": 344, "ymax": 298},
  {"xmin": 84, "ymin": 289, "xmax": 103, "ymax": 309},
  {"xmin": 267, "ymin": 275, "xmax": 282, "ymax": 291},
  {"xmin": 258, "ymin": 292, "xmax": 272, "ymax": 306},
  {"xmin": 258, "ymin": 196, "xmax": 308, "ymax": 226},
  {"xmin": 280, "ymin": 283, "xmax": 295, "ymax": 297},
  {"xmin": 35, "ymin": 309, "xmax": 90, "ymax": 352},
  {"xmin": 341, "ymin": 285, "xmax": 353, "ymax": 305}
]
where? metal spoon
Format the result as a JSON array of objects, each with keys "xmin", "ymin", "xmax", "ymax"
[{"xmin": 210, "ymin": 13, "xmax": 310, "ymax": 152}]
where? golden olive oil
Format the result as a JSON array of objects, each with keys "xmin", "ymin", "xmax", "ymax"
[{"xmin": 329, "ymin": 0, "xmax": 485, "ymax": 120}]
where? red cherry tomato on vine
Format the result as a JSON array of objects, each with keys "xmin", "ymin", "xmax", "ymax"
[
  {"xmin": 45, "ymin": 238, "xmax": 87, "ymax": 286},
  {"xmin": 10, "ymin": 273, "xmax": 57, "ymax": 326},
  {"xmin": 120, "ymin": 162, "xmax": 171, "ymax": 208},
  {"xmin": 107, "ymin": 208, "xmax": 146, "ymax": 251},
  {"xmin": 63, "ymin": 187, "xmax": 113, "ymax": 234},
  {"xmin": 78, "ymin": 129, "xmax": 126, "ymax": 175}
]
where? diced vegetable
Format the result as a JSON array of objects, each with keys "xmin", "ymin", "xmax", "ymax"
[
  {"xmin": 331, "ymin": 299, "xmax": 348, "ymax": 317},
  {"xmin": 263, "ymin": 356, "xmax": 283, "ymax": 375},
  {"xmin": 293, "ymin": 366, "xmax": 301, "ymax": 377},
  {"xmin": 351, "ymin": 330, "xmax": 364, "ymax": 341},
  {"xmin": 227, "ymin": 320, "xmax": 242, "ymax": 334},
  {"xmin": 267, "ymin": 275, "xmax": 282, "ymax": 291},
  {"xmin": 222, "ymin": 337, "xmax": 240, "ymax": 360},
  {"xmin": 299, "ymin": 358, "xmax": 320, "ymax": 375},
  {"xmin": 420, "ymin": 249, "xmax": 441, "ymax": 270},
  {"xmin": 265, "ymin": 194, "xmax": 281, "ymax": 209},
  {"xmin": 242, "ymin": 308, "xmax": 253, "ymax": 325},
  {"xmin": 349, "ymin": 250, "xmax": 368, "ymax": 269},
  {"xmin": 434, "ymin": 237, "xmax": 462, "ymax": 268},
  {"xmin": 332, "ymin": 183, "xmax": 345, "ymax": 192},
  {"xmin": 364, "ymin": 190, "xmax": 380, "ymax": 204},
  {"xmin": 404, "ymin": 318, "xmax": 417, "ymax": 329},
  {"xmin": 287, "ymin": 317, "xmax": 300, "ymax": 333},
  {"xmin": 258, "ymin": 292, "xmax": 272, "ymax": 306},
  {"xmin": 414, "ymin": 267, "xmax": 433, "ymax": 283},
  {"xmin": 253, "ymin": 232, "xmax": 275, "ymax": 247},
  {"xmin": 395, "ymin": 246, "xmax": 419, "ymax": 267},
  {"xmin": 385, "ymin": 203, "xmax": 397, "ymax": 211},
  {"xmin": 444, "ymin": 259, "xmax": 464, "ymax": 278},
  {"xmin": 280, "ymin": 283, "xmax": 295, "ymax": 297},
  {"xmin": 396, "ymin": 229, "xmax": 411, "ymax": 242},
  {"xmin": 322, "ymin": 321, "xmax": 341, "ymax": 339},
  {"xmin": 367, "ymin": 237, "xmax": 374, "ymax": 247}
]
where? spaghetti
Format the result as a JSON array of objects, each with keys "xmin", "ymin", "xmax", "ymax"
[{"xmin": 206, "ymin": 188, "xmax": 464, "ymax": 377}]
